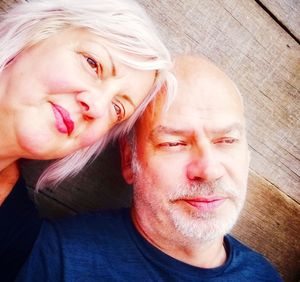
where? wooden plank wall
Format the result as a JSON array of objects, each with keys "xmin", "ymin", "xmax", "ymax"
[
  {"xmin": 1, "ymin": 0, "xmax": 299, "ymax": 281},
  {"xmin": 259, "ymin": 0, "xmax": 299, "ymax": 40}
]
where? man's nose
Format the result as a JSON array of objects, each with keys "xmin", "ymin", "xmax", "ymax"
[
  {"xmin": 76, "ymin": 84, "xmax": 117, "ymax": 119},
  {"xmin": 186, "ymin": 145, "xmax": 224, "ymax": 182}
]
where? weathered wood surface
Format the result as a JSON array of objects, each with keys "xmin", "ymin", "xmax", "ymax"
[
  {"xmin": 139, "ymin": 0, "xmax": 300, "ymax": 203},
  {"xmin": 259, "ymin": 0, "xmax": 300, "ymax": 41},
  {"xmin": 22, "ymin": 144, "xmax": 132, "ymax": 215},
  {"xmin": 0, "ymin": 0, "xmax": 18, "ymax": 11},
  {"xmin": 233, "ymin": 170, "xmax": 300, "ymax": 282},
  {"xmin": 1, "ymin": 0, "xmax": 299, "ymax": 281}
]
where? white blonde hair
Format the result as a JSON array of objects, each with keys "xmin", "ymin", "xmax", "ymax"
[{"xmin": 0, "ymin": 0, "xmax": 175, "ymax": 189}]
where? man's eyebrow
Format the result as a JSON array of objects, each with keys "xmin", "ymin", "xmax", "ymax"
[
  {"xmin": 209, "ymin": 123, "xmax": 244, "ymax": 135},
  {"xmin": 150, "ymin": 125, "xmax": 193, "ymax": 139},
  {"xmin": 149, "ymin": 123, "xmax": 244, "ymax": 139}
]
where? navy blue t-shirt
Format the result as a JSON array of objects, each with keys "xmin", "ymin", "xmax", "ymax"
[
  {"xmin": 0, "ymin": 177, "xmax": 42, "ymax": 282},
  {"xmin": 17, "ymin": 209, "xmax": 282, "ymax": 281}
]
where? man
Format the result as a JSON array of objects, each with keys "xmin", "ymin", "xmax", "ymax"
[{"xmin": 18, "ymin": 55, "xmax": 281, "ymax": 281}]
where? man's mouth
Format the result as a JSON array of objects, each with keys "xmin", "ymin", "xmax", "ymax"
[
  {"xmin": 182, "ymin": 197, "xmax": 226, "ymax": 212},
  {"xmin": 51, "ymin": 103, "xmax": 74, "ymax": 135}
]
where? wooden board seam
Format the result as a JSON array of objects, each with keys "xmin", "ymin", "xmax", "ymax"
[{"xmin": 253, "ymin": 0, "xmax": 300, "ymax": 44}]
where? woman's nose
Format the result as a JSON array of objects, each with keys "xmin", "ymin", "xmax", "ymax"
[{"xmin": 76, "ymin": 85, "xmax": 116, "ymax": 119}]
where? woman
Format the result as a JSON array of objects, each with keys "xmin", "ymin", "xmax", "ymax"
[{"xmin": 0, "ymin": 0, "xmax": 174, "ymax": 280}]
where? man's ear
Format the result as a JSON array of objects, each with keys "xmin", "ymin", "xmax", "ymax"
[{"xmin": 119, "ymin": 137, "xmax": 134, "ymax": 184}]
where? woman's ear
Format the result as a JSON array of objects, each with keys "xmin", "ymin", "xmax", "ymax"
[{"xmin": 119, "ymin": 137, "xmax": 134, "ymax": 184}]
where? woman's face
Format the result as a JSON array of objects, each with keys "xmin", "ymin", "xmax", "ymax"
[{"xmin": 0, "ymin": 29, "xmax": 156, "ymax": 160}]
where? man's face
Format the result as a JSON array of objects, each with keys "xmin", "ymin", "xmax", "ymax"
[{"xmin": 127, "ymin": 59, "xmax": 250, "ymax": 242}]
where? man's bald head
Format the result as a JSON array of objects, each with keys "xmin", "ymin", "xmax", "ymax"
[
  {"xmin": 172, "ymin": 55, "xmax": 244, "ymax": 112},
  {"xmin": 139, "ymin": 55, "xmax": 245, "ymax": 128}
]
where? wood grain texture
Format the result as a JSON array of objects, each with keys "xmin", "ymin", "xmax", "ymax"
[
  {"xmin": 21, "ymin": 144, "xmax": 132, "ymax": 213},
  {"xmin": 258, "ymin": 0, "xmax": 300, "ymax": 41},
  {"xmin": 232, "ymin": 170, "xmax": 300, "ymax": 282},
  {"xmin": 28, "ymin": 186, "xmax": 76, "ymax": 219},
  {"xmin": 0, "ymin": 0, "xmax": 19, "ymax": 12},
  {"xmin": 1, "ymin": 0, "xmax": 299, "ymax": 281}
]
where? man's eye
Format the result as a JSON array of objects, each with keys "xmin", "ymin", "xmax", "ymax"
[
  {"xmin": 85, "ymin": 56, "xmax": 102, "ymax": 76},
  {"xmin": 159, "ymin": 141, "xmax": 187, "ymax": 148},
  {"xmin": 214, "ymin": 138, "xmax": 238, "ymax": 144},
  {"xmin": 112, "ymin": 101, "xmax": 125, "ymax": 122}
]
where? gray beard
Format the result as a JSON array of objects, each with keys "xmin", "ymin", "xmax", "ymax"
[{"xmin": 132, "ymin": 159, "xmax": 246, "ymax": 243}]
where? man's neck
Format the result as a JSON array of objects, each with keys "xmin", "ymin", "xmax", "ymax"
[{"xmin": 131, "ymin": 209, "xmax": 227, "ymax": 269}]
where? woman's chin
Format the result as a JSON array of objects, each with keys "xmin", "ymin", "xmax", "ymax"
[{"xmin": 18, "ymin": 134, "xmax": 75, "ymax": 160}]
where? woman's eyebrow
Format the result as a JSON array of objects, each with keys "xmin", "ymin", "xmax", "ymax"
[
  {"xmin": 122, "ymin": 94, "xmax": 136, "ymax": 108},
  {"xmin": 111, "ymin": 63, "xmax": 116, "ymax": 76},
  {"xmin": 105, "ymin": 51, "xmax": 116, "ymax": 77}
]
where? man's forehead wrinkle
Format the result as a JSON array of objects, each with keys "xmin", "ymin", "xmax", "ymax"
[
  {"xmin": 149, "ymin": 125, "xmax": 193, "ymax": 139},
  {"xmin": 150, "ymin": 114, "xmax": 244, "ymax": 133}
]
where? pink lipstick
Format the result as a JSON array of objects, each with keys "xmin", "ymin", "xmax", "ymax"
[{"xmin": 51, "ymin": 103, "xmax": 74, "ymax": 135}]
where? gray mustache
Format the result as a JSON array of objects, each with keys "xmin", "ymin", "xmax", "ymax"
[{"xmin": 169, "ymin": 180, "xmax": 239, "ymax": 200}]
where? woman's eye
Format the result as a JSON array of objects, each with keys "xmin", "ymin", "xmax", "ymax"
[
  {"xmin": 85, "ymin": 56, "xmax": 102, "ymax": 76},
  {"xmin": 113, "ymin": 102, "xmax": 125, "ymax": 122}
]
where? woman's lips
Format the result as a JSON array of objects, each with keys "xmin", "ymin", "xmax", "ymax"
[{"xmin": 51, "ymin": 103, "xmax": 74, "ymax": 135}]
